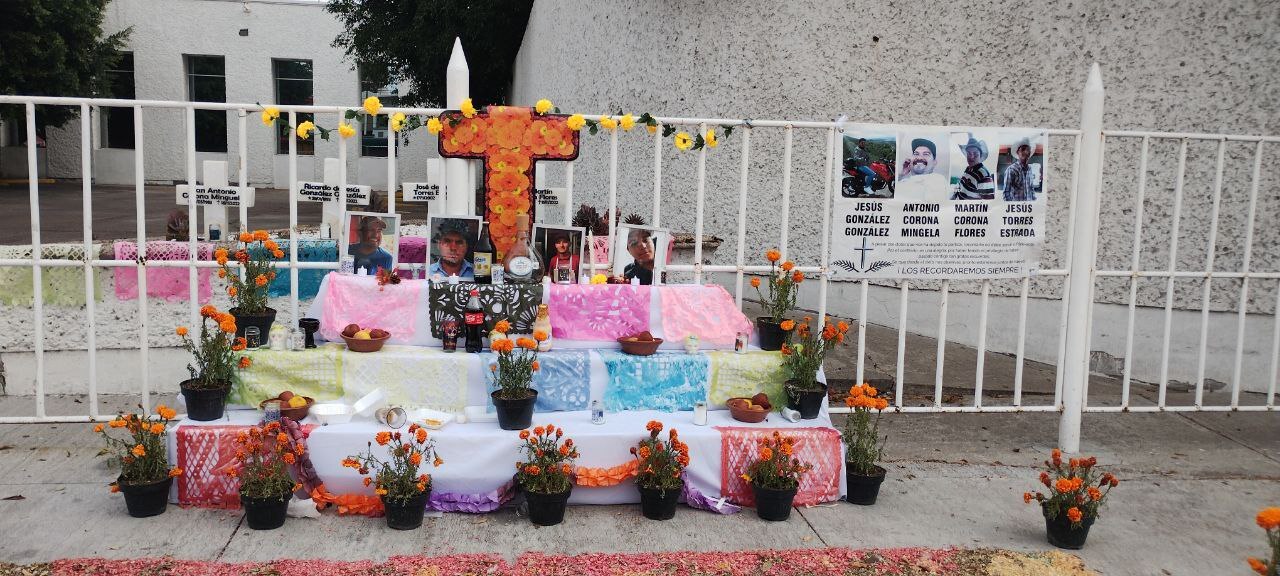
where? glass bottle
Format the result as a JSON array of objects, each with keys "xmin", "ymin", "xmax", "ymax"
[
  {"xmin": 473, "ymin": 222, "xmax": 494, "ymax": 285},
  {"xmin": 501, "ymin": 214, "xmax": 542, "ymax": 283}
]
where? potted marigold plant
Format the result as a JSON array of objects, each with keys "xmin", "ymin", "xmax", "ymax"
[
  {"xmin": 742, "ymin": 431, "xmax": 812, "ymax": 521},
  {"xmin": 1024, "ymin": 449, "xmax": 1119, "ymax": 549},
  {"xmin": 751, "ymin": 249, "xmax": 803, "ymax": 351},
  {"xmin": 216, "ymin": 229, "xmax": 282, "ymax": 339},
  {"xmin": 178, "ymin": 305, "xmax": 250, "ymax": 421},
  {"xmin": 341, "ymin": 423, "xmax": 443, "ymax": 530},
  {"xmin": 631, "ymin": 420, "xmax": 689, "ymax": 521},
  {"xmin": 781, "ymin": 316, "xmax": 849, "ymax": 419},
  {"xmin": 1248, "ymin": 507, "xmax": 1280, "ymax": 576},
  {"xmin": 224, "ymin": 421, "xmax": 301, "ymax": 530},
  {"xmin": 96, "ymin": 405, "xmax": 183, "ymax": 518},
  {"xmin": 842, "ymin": 383, "xmax": 889, "ymax": 505},
  {"xmin": 516, "ymin": 424, "xmax": 578, "ymax": 526},
  {"xmin": 488, "ymin": 319, "xmax": 546, "ymax": 430}
]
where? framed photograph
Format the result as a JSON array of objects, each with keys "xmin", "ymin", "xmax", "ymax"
[
  {"xmin": 533, "ymin": 224, "xmax": 585, "ymax": 284},
  {"xmin": 612, "ymin": 224, "xmax": 670, "ymax": 286},
  {"xmin": 344, "ymin": 212, "xmax": 401, "ymax": 276},
  {"xmin": 426, "ymin": 215, "xmax": 482, "ymax": 281}
]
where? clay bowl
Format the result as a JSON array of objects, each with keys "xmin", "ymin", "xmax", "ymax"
[
  {"xmin": 260, "ymin": 396, "xmax": 314, "ymax": 420},
  {"xmin": 726, "ymin": 397, "xmax": 769, "ymax": 423},
  {"xmin": 617, "ymin": 336, "xmax": 663, "ymax": 356},
  {"xmin": 341, "ymin": 333, "xmax": 389, "ymax": 353}
]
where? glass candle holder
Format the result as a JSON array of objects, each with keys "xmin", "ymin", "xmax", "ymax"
[
  {"xmin": 244, "ymin": 326, "xmax": 261, "ymax": 349},
  {"xmin": 263, "ymin": 400, "xmax": 281, "ymax": 423},
  {"xmin": 693, "ymin": 401, "xmax": 708, "ymax": 426}
]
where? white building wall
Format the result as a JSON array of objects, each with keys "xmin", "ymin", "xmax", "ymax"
[{"xmin": 0, "ymin": 0, "xmax": 438, "ymax": 189}]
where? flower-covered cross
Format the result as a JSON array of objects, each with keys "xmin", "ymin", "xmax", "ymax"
[{"xmin": 438, "ymin": 105, "xmax": 580, "ymax": 256}]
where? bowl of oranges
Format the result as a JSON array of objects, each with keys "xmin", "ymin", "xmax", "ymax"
[
  {"xmin": 726, "ymin": 393, "xmax": 773, "ymax": 423},
  {"xmin": 260, "ymin": 390, "xmax": 314, "ymax": 420}
]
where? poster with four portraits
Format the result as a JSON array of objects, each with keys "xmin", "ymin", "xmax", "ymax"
[{"xmin": 829, "ymin": 125, "xmax": 1048, "ymax": 279}]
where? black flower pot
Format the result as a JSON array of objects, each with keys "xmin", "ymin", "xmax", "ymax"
[
  {"xmin": 118, "ymin": 476, "xmax": 172, "ymax": 518},
  {"xmin": 755, "ymin": 317, "xmax": 792, "ymax": 351},
  {"xmin": 845, "ymin": 465, "xmax": 886, "ymax": 505},
  {"xmin": 382, "ymin": 491, "xmax": 429, "ymax": 530},
  {"xmin": 637, "ymin": 484, "xmax": 681, "ymax": 521},
  {"xmin": 1043, "ymin": 507, "xmax": 1095, "ymax": 549},
  {"xmin": 492, "ymin": 389, "xmax": 538, "ymax": 431},
  {"xmin": 786, "ymin": 381, "xmax": 827, "ymax": 419},
  {"xmin": 230, "ymin": 306, "xmax": 276, "ymax": 341},
  {"xmin": 180, "ymin": 379, "xmax": 230, "ymax": 421},
  {"xmin": 751, "ymin": 483, "xmax": 797, "ymax": 521},
  {"xmin": 524, "ymin": 486, "xmax": 571, "ymax": 526},
  {"xmin": 241, "ymin": 491, "xmax": 292, "ymax": 530}
]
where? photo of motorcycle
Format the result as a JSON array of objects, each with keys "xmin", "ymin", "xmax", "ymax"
[{"xmin": 842, "ymin": 157, "xmax": 895, "ymax": 198}]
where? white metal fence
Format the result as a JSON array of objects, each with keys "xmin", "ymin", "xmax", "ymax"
[{"xmin": 0, "ymin": 63, "xmax": 1276, "ymax": 451}]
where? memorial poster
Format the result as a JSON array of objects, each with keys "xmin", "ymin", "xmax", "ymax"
[{"xmin": 829, "ymin": 126, "xmax": 1047, "ymax": 279}]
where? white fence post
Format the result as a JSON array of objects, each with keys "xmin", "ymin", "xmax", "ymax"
[
  {"xmin": 445, "ymin": 37, "xmax": 470, "ymax": 216},
  {"xmin": 1059, "ymin": 63, "xmax": 1105, "ymax": 453}
]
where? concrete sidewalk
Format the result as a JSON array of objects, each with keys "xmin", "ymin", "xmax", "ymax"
[{"xmin": 0, "ymin": 403, "xmax": 1275, "ymax": 574}]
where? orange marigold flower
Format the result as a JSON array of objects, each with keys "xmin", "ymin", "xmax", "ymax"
[
  {"xmin": 1257, "ymin": 507, "xmax": 1280, "ymax": 530},
  {"xmin": 376, "ymin": 431, "xmax": 392, "ymax": 446},
  {"xmin": 533, "ymin": 330, "xmax": 548, "ymax": 342},
  {"xmin": 273, "ymin": 249, "xmax": 285, "ymax": 259},
  {"xmin": 434, "ymin": 456, "xmax": 443, "ymax": 467},
  {"xmin": 131, "ymin": 444, "xmax": 146, "ymax": 458},
  {"xmin": 646, "ymin": 420, "xmax": 663, "ymax": 433},
  {"xmin": 253, "ymin": 230, "xmax": 269, "ymax": 241},
  {"xmin": 1066, "ymin": 507, "xmax": 1083, "ymax": 523},
  {"xmin": 200, "ymin": 304, "xmax": 217, "ymax": 318},
  {"xmin": 149, "ymin": 423, "xmax": 165, "ymax": 435},
  {"xmin": 239, "ymin": 232, "xmax": 253, "ymax": 243},
  {"xmin": 519, "ymin": 430, "xmax": 530, "ymax": 440},
  {"xmin": 375, "ymin": 488, "xmax": 388, "ymax": 496},
  {"xmin": 837, "ymin": 320, "xmax": 850, "ymax": 332},
  {"xmin": 791, "ymin": 270, "xmax": 804, "ymax": 283},
  {"xmin": 1054, "ymin": 478, "xmax": 1074, "ymax": 493},
  {"xmin": 176, "ymin": 326, "xmax": 188, "ymax": 337},
  {"xmin": 1087, "ymin": 486, "xmax": 1102, "ymax": 501},
  {"xmin": 779, "ymin": 319, "xmax": 796, "ymax": 332},
  {"xmin": 780, "ymin": 261, "xmax": 795, "ymax": 272},
  {"xmin": 158, "ymin": 405, "xmax": 177, "ymax": 420},
  {"xmin": 765, "ymin": 249, "xmax": 781, "ymax": 262},
  {"xmin": 638, "ymin": 445, "xmax": 651, "ymax": 459},
  {"xmin": 562, "ymin": 463, "xmax": 572, "ymax": 474},
  {"xmin": 1247, "ymin": 558, "xmax": 1268, "ymax": 575},
  {"xmin": 1040, "ymin": 471, "xmax": 1051, "ymax": 487},
  {"xmin": 227, "ymin": 286, "xmax": 238, "ymax": 297},
  {"xmin": 531, "ymin": 361, "xmax": 540, "ymax": 372},
  {"xmin": 494, "ymin": 319, "xmax": 512, "ymax": 334},
  {"xmin": 750, "ymin": 277, "xmax": 761, "ymax": 288},
  {"xmin": 238, "ymin": 356, "xmax": 251, "ymax": 369},
  {"xmin": 1051, "ymin": 448, "xmax": 1062, "ymax": 466},
  {"xmin": 526, "ymin": 464, "xmax": 541, "ymax": 476},
  {"xmin": 533, "ymin": 426, "xmax": 545, "ymax": 437},
  {"xmin": 491, "ymin": 338, "xmax": 514, "ymax": 353},
  {"xmin": 169, "ymin": 467, "xmax": 183, "ymax": 478},
  {"xmin": 254, "ymin": 274, "xmax": 268, "ymax": 287},
  {"xmin": 415, "ymin": 428, "xmax": 428, "ymax": 443},
  {"xmin": 759, "ymin": 446, "xmax": 774, "ymax": 461},
  {"xmin": 1023, "ymin": 492, "xmax": 1033, "ymax": 504},
  {"xmin": 283, "ymin": 452, "xmax": 296, "ymax": 465},
  {"xmin": 109, "ymin": 483, "xmax": 120, "ymax": 493},
  {"xmin": 410, "ymin": 452, "xmax": 423, "ymax": 467},
  {"xmin": 362, "ymin": 477, "xmax": 372, "ymax": 487},
  {"xmin": 559, "ymin": 445, "xmax": 570, "ymax": 456},
  {"xmin": 516, "ymin": 337, "xmax": 537, "ymax": 350},
  {"xmin": 93, "ymin": 423, "xmax": 104, "ymax": 433}
]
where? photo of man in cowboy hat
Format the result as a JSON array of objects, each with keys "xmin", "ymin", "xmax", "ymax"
[{"xmin": 950, "ymin": 132, "xmax": 997, "ymax": 200}]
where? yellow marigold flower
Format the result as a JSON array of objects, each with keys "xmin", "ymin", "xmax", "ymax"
[
  {"xmin": 426, "ymin": 117, "xmax": 443, "ymax": 134},
  {"xmin": 131, "ymin": 444, "xmax": 146, "ymax": 458},
  {"xmin": 296, "ymin": 120, "xmax": 315, "ymax": 140},
  {"xmin": 590, "ymin": 273, "xmax": 607, "ymax": 284},
  {"xmin": 534, "ymin": 99, "xmax": 553, "ymax": 114},
  {"xmin": 673, "ymin": 131, "xmax": 692, "ymax": 151},
  {"xmin": 338, "ymin": 122, "xmax": 356, "ymax": 139},
  {"xmin": 390, "ymin": 112, "xmax": 406, "ymax": 132},
  {"xmin": 599, "ymin": 115, "xmax": 617, "ymax": 130},
  {"xmin": 566, "ymin": 114, "xmax": 586, "ymax": 131},
  {"xmin": 362, "ymin": 96, "xmax": 381, "ymax": 116},
  {"xmin": 619, "ymin": 113, "xmax": 635, "ymax": 131},
  {"xmin": 705, "ymin": 128, "xmax": 718, "ymax": 148},
  {"xmin": 260, "ymin": 107, "xmax": 280, "ymax": 126},
  {"xmin": 460, "ymin": 98, "xmax": 477, "ymax": 118}
]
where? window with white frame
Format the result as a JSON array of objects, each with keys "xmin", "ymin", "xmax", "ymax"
[
  {"xmin": 102, "ymin": 52, "xmax": 135, "ymax": 149},
  {"xmin": 273, "ymin": 59, "xmax": 314, "ymax": 155},
  {"xmin": 186, "ymin": 55, "xmax": 227, "ymax": 153}
]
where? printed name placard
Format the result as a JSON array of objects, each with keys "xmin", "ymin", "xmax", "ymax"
[
  {"xmin": 828, "ymin": 126, "xmax": 1047, "ymax": 279},
  {"xmin": 295, "ymin": 182, "xmax": 372, "ymax": 205},
  {"xmin": 402, "ymin": 182, "xmax": 443, "ymax": 202},
  {"xmin": 175, "ymin": 185, "xmax": 256, "ymax": 207}
]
